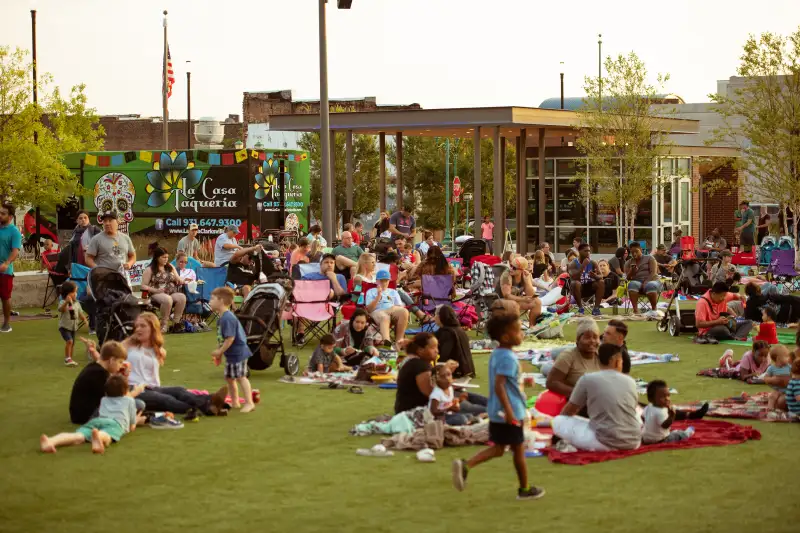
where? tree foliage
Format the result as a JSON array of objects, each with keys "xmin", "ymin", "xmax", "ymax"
[
  {"xmin": 0, "ymin": 46, "xmax": 104, "ymax": 210},
  {"xmin": 708, "ymin": 27, "xmax": 800, "ymax": 247},
  {"xmin": 574, "ymin": 51, "xmax": 674, "ymax": 245},
  {"xmin": 387, "ymin": 136, "xmax": 517, "ymax": 231},
  {"xmin": 298, "ymin": 131, "xmax": 380, "ymax": 219}
]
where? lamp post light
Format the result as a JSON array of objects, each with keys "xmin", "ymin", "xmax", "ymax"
[
  {"xmin": 186, "ymin": 60, "xmax": 192, "ymax": 150},
  {"xmin": 319, "ymin": 0, "xmax": 352, "ymax": 245},
  {"xmin": 464, "ymin": 193, "xmax": 473, "ymax": 234}
]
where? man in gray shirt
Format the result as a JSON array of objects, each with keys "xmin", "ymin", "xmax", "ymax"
[
  {"xmin": 177, "ymin": 223, "xmax": 202, "ymax": 259},
  {"xmin": 86, "ymin": 210, "xmax": 136, "ymax": 272},
  {"xmin": 624, "ymin": 241, "xmax": 660, "ymax": 316},
  {"xmin": 551, "ymin": 343, "xmax": 641, "ymax": 451}
]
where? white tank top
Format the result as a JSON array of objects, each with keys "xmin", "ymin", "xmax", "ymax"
[{"xmin": 126, "ymin": 345, "xmax": 161, "ymax": 388}]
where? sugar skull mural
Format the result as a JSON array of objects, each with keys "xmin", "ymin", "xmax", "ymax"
[{"xmin": 94, "ymin": 172, "xmax": 136, "ymax": 233}]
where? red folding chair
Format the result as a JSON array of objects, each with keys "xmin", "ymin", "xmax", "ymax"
[
  {"xmin": 680, "ymin": 236, "xmax": 696, "ymax": 260},
  {"xmin": 41, "ymin": 251, "xmax": 67, "ymax": 309}
]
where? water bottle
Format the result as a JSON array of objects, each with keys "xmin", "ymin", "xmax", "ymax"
[{"xmin": 268, "ymin": 234, "xmax": 273, "ymax": 242}]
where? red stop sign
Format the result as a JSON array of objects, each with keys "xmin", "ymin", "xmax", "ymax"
[{"xmin": 453, "ymin": 175, "xmax": 461, "ymax": 194}]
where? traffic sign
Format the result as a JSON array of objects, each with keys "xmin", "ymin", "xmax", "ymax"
[{"xmin": 453, "ymin": 175, "xmax": 461, "ymax": 194}]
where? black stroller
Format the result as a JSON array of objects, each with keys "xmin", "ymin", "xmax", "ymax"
[
  {"xmin": 656, "ymin": 256, "xmax": 717, "ymax": 336},
  {"xmin": 456, "ymin": 238, "xmax": 489, "ymax": 269},
  {"xmin": 237, "ymin": 281, "xmax": 300, "ymax": 375},
  {"xmin": 88, "ymin": 267, "xmax": 151, "ymax": 345}
]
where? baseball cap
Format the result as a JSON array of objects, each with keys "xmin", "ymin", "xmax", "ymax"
[
  {"xmin": 224, "ymin": 224, "xmax": 238, "ymax": 233},
  {"xmin": 656, "ymin": 243, "xmax": 666, "ymax": 251},
  {"xmin": 376, "ymin": 269, "xmax": 391, "ymax": 280},
  {"xmin": 99, "ymin": 209, "xmax": 118, "ymax": 220},
  {"xmin": 189, "ymin": 223, "xmax": 199, "ymax": 230}
]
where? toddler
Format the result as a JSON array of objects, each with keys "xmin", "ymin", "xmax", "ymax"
[
  {"xmin": 452, "ymin": 300, "xmax": 544, "ymax": 501},
  {"xmin": 428, "ymin": 364, "xmax": 459, "ymax": 419},
  {"xmin": 57, "ymin": 281, "xmax": 88, "ymax": 367},
  {"xmin": 40, "ymin": 374, "xmax": 142, "ymax": 454},
  {"xmin": 785, "ymin": 358, "xmax": 800, "ymax": 417},
  {"xmin": 307, "ymin": 334, "xmax": 350, "ymax": 373},
  {"xmin": 765, "ymin": 345, "xmax": 792, "ymax": 412},
  {"xmin": 642, "ymin": 380, "xmax": 695, "ymax": 444},
  {"xmin": 754, "ymin": 307, "xmax": 779, "ymax": 345},
  {"xmin": 210, "ymin": 287, "xmax": 255, "ymax": 413}
]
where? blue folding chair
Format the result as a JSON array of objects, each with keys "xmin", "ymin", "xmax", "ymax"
[
  {"xmin": 193, "ymin": 266, "xmax": 228, "ymax": 325},
  {"xmin": 69, "ymin": 263, "xmax": 91, "ymax": 300}
]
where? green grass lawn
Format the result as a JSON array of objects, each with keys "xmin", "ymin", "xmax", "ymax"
[{"xmin": 1, "ymin": 311, "xmax": 798, "ymax": 533}]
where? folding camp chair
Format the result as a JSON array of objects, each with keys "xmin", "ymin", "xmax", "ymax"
[
  {"xmin": 194, "ymin": 266, "xmax": 228, "ymax": 326},
  {"xmin": 766, "ymin": 249, "xmax": 800, "ymax": 292},
  {"xmin": 416, "ymin": 275, "xmax": 454, "ymax": 331},
  {"xmin": 41, "ymin": 250, "xmax": 67, "ymax": 309},
  {"xmin": 290, "ymin": 279, "xmax": 337, "ymax": 348},
  {"xmin": 291, "ymin": 262, "xmax": 321, "ymax": 280}
]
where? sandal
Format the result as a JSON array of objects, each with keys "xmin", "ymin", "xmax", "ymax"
[
  {"xmin": 348, "ymin": 386, "xmax": 364, "ymax": 395},
  {"xmin": 321, "ymin": 382, "xmax": 343, "ymax": 390}
]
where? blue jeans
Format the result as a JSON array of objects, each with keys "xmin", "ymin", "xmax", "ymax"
[{"xmin": 628, "ymin": 280, "xmax": 662, "ymax": 294}]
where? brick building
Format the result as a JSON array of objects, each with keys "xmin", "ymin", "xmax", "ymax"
[{"xmin": 99, "ymin": 114, "xmax": 243, "ymax": 151}]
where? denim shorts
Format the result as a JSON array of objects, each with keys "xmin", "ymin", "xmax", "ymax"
[
  {"xmin": 59, "ymin": 327, "xmax": 75, "ymax": 342},
  {"xmin": 628, "ymin": 280, "xmax": 662, "ymax": 294}
]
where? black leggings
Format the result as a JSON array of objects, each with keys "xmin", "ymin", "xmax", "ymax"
[{"xmin": 137, "ymin": 386, "xmax": 211, "ymax": 414}]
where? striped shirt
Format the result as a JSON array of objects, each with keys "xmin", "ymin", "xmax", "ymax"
[{"xmin": 786, "ymin": 378, "xmax": 800, "ymax": 415}]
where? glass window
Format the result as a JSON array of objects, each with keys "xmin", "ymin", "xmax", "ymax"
[
  {"xmin": 680, "ymin": 181, "xmax": 690, "ymax": 221},
  {"xmin": 558, "ymin": 227, "xmax": 585, "ymax": 253},
  {"xmin": 633, "ymin": 228, "xmax": 652, "ymax": 253},
  {"xmin": 663, "ymin": 182, "xmax": 673, "ymax": 224},
  {"xmin": 556, "ymin": 159, "xmax": 577, "ymax": 177},
  {"xmin": 527, "ymin": 179, "xmax": 554, "ymax": 226},
  {"xmin": 677, "ymin": 157, "xmax": 690, "ymax": 176},
  {"xmin": 589, "ymin": 228, "xmax": 620, "ymax": 255},
  {"xmin": 634, "ymin": 197, "xmax": 653, "ymax": 227},
  {"xmin": 527, "ymin": 228, "xmax": 555, "ymax": 253},
  {"xmin": 589, "ymin": 180, "xmax": 618, "ymax": 227},
  {"xmin": 662, "ymin": 226, "xmax": 673, "ymax": 246},
  {"xmin": 660, "ymin": 158, "xmax": 674, "ymax": 177},
  {"xmin": 526, "ymin": 159, "xmax": 554, "ymax": 178},
  {"xmin": 557, "ymin": 180, "xmax": 587, "ymax": 226}
]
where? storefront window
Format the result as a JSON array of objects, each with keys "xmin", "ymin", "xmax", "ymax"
[
  {"xmin": 633, "ymin": 228, "xmax": 652, "ymax": 252},
  {"xmin": 556, "ymin": 159, "xmax": 577, "ymax": 177},
  {"xmin": 557, "ymin": 181, "xmax": 586, "ymax": 226},
  {"xmin": 589, "ymin": 228, "xmax": 620, "ymax": 254},
  {"xmin": 680, "ymin": 181, "xmax": 690, "ymax": 221},
  {"xmin": 663, "ymin": 182, "xmax": 673, "ymax": 224},
  {"xmin": 634, "ymin": 197, "xmax": 653, "ymax": 227},
  {"xmin": 558, "ymin": 227, "xmax": 585, "ymax": 253},
  {"xmin": 660, "ymin": 158, "xmax": 674, "ymax": 177},
  {"xmin": 527, "ymin": 228, "xmax": 555, "ymax": 252},
  {"xmin": 526, "ymin": 159, "xmax": 554, "ymax": 178},
  {"xmin": 527, "ymin": 179, "xmax": 554, "ymax": 226},
  {"xmin": 677, "ymin": 157, "xmax": 690, "ymax": 176}
]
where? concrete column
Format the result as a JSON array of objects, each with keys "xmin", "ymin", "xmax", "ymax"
[
  {"xmin": 345, "ymin": 129, "xmax": 353, "ymax": 210},
  {"xmin": 396, "ymin": 133, "xmax": 403, "ymax": 211},
  {"xmin": 516, "ymin": 131, "xmax": 527, "ymax": 255},
  {"xmin": 330, "ymin": 130, "xmax": 337, "ymax": 232},
  {"xmin": 473, "ymin": 127, "xmax": 481, "ymax": 236},
  {"xmin": 538, "ymin": 128, "xmax": 546, "ymax": 244},
  {"xmin": 492, "ymin": 127, "xmax": 504, "ymax": 254},
  {"xmin": 379, "ymin": 133, "xmax": 386, "ymax": 212}
]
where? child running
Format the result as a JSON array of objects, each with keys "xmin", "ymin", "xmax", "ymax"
[
  {"xmin": 642, "ymin": 380, "xmax": 695, "ymax": 444},
  {"xmin": 452, "ymin": 299, "xmax": 545, "ymax": 501},
  {"xmin": 210, "ymin": 287, "xmax": 255, "ymax": 413},
  {"xmin": 58, "ymin": 281, "xmax": 88, "ymax": 367},
  {"xmin": 40, "ymin": 373, "xmax": 142, "ymax": 454}
]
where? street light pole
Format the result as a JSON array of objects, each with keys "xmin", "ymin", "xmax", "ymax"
[
  {"xmin": 444, "ymin": 138, "xmax": 451, "ymax": 246},
  {"xmin": 560, "ymin": 61, "xmax": 565, "ymax": 110},
  {"xmin": 186, "ymin": 61, "xmax": 191, "ymax": 150},
  {"xmin": 318, "ymin": 0, "xmax": 333, "ymax": 244}
]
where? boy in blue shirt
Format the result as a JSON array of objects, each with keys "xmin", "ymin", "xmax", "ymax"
[
  {"xmin": 452, "ymin": 300, "xmax": 545, "ymax": 501},
  {"xmin": 0, "ymin": 202, "xmax": 23, "ymax": 333},
  {"xmin": 210, "ymin": 287, "xmax": 255, "ymax": 413}
]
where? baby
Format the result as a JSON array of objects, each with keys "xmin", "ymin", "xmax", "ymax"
[
  {"xmin": 642, "ymin": 380, "xmax": 695, "ymax": 444},
  {"xmin": 765, "ymin": 345, "xmax": 792, "ymax": 413}
]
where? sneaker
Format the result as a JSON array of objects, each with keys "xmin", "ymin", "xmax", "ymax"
[
  {"xmin": 64, "ymin": 358, "xmax": 78, "ymax": 367},
  {"xmin": 553, "ymin": 440, "xmax": 577, "ymax": 453},
  {"xmin": 577, "ymin": 307, "xmax": 585, "ymax": 315},
  {"xmin": 517, "ymin": 486, "xmax": 546, "ymax": 501},
  {"xmin": 706, "ymin": 337, "xmax": 720, "ymax": 345},
  {"xmin": 451, "ymin": 459, "xmax": 468, "ymax": 492},
  {"xmin": 183, "ymin": 408, "xmax": 200, "ymax": 422},
  {"xmin": 88, "ymin": 329, "xmax": 96, "ymax": 336},
  {"xmin": 694, "ymin": 336, "xmax": 708, "ymax": 345},
  {"xmin": 683, "ymin": 426, "xmax": 696, "ymax": 438},
  {"xmin": 0, "ymin": 324, "xmax": 11, "ymax": 333},
  {"xmin": 149, "ymin": 415, "xmax": 184, "ymax": 429},
  {"xmin": 591, "ymin": 308, "xmax": 602, "ymax": 317},
  {"xmin": 10, "ymin": 310, "xmax": 19, "ymax": 316},
  {"xmin": 719, "ymin": 350, "xmax": 734, "ymax": 368},
  {"xmin": 294, "ymin": 333, "xmax": 305, "ymax": 345}
]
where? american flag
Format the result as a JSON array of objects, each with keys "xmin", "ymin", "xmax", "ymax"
[{"xmin": 164, "ymin": 47, "xmax": 175, "ymax": 98}]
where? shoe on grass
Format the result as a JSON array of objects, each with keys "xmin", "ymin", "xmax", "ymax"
[
  {"xmin": 517, "ymin": 486, "xmax": 546, "ymax": 501},
  {"xmin": 149, "ymin": 415, "xmax": 184, "ymax": 429},
  {"xmin": 0, "ymin": 324, "xmax": 11, "ymax": 333},
  {"xmin": 183, "ymin": 408, "xmax": 200, "ymax": 422},
  {"xmin": 592, "ymin": 308, "xmax": 602, "ymax": 317},
  {"xmin": 451, "ymin": 459, "xmax": 468, "ymax": 491},
  {"xmin": 88, "ymin": 329, "xmax": 96, "ymax": 336},
  {"xmin": 64, "ymin": 358, "xmax": 78, "ymax": 367}
]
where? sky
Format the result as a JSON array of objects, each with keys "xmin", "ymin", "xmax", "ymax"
[{"xmin": 2, "ymin": 0, "xmax": 799, "ymax": 121}]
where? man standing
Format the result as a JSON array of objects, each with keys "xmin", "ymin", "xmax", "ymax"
[
  {"xmin": 625, "ymin": 241, "xmax": 661, "ymax": 316},
  {"xmin": 566, "ymin": 243, "xmax": 604, "ymax": 316},
  {"xmin": 695, "ymin": 281, "xmax": 752, "ymax": 343},
  {"xmin": 735, "ymin": 201, "xmax": 756, "ymax": 252},
  {"xmin": 331, "ymin": 231, "xmax": 364, "ymax": 279},
  {"xmin": 389, "ymin": 207, "xmax": 416, "ymax": 243},
  {"xmin": 85, "ymin": 210, "xmax": 136, "ymax": 273},
  {"xmin": 214, "ymin": 224, "xmax": 242, "ymax": 266},
  {"xmin": 0, "ymin": 203, "xmax": 22, "ymax": 333},
  {"xmin": 177, "ymin": 223, "xmax": 202, "ymax": 260}
]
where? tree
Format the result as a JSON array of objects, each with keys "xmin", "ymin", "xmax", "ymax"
[
  {"xmin": 574, "ymin": 52, "xmax": 674, "ymax": 245},
  {"xmin": 387, "ymin": 136, "xmax": 516, "ymax": 231},
  {"xmin": 0, "ymin": 46, "xmax": 104, "ymax": 209},
  {"xmin": 297, "ymin": 131, "xmax": 380, "ymax": 220},
  {"xmin": 708, "ymin": 27, "xmax": 800, "ymax": 254}
]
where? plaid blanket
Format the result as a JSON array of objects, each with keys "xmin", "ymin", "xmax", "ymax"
[
  {"xmin": 696, "ymin": 367, "xmax": 764, "ymax": 384},
  {"xmin": 676, "ymin": 392, "xmax": 798, "ymax": 422}
]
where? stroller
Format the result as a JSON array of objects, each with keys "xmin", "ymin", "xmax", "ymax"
[
  {"xmin": 89, "ymin": 267, "xmax": 150, "ymax": 345},
  {"xmin": 237, "ymin": 281, "xmax": 300, "ymax": 375},
  {"xmin": 456, "ymin": 238, "xmax": 489, "ymax": 269},
  {"xmin": 656, "ymin": 257, "xmax": 717, "ymax": 337}
]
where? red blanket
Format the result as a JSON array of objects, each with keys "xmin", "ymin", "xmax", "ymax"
[{"xmin": 545, "ymin": 420, "xmax": 761, "ymax": 465}]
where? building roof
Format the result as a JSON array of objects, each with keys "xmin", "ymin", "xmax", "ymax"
[
  {"xmin": 539, "ymin": 94, "xmax": 686, "ymax": 111},
  {"xmin": 269, "ymin": 105, "xmax": 700, "ymax": 143}
]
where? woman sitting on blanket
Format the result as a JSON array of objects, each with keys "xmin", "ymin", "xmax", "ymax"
[
  {"xmin": 434, "ymin": 305, "xmax": 476, "ymax": 378},
  {"xmin": 394, "ymin": 332, "xmax": 487, "ymax": 426},
  {"xmin": 331, "ymin": 308, "xmax": 382, "ymax": 367},
  {"xmin": 122, "ymin": 312, "xmax": 227, "ymax": 416},
  {"xmin": 544, "ymin": 318, "xmax": 601, "ymax": 399},
  {"xmin": 718, "ymin": 341, "xmax": 771, "ymax": 382}
]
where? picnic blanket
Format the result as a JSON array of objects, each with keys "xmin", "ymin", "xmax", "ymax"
[
  {"xmin": 545, "ymin": 420, "xmax": 761, "ymax": 465},
  {"xmin": 522, "ymin": 373, "xmax": 677, "ymax": 395},
  {"xmin": 278, "ymin": 373, "xmax": 379, "ymax": 387},
  {"xmin": 716, "ymin": 331, "xmax": 796, "ymax": 346},
  {"xmin": 515, "ymin": 345, "xmax": 679, "ymax": 366},
  {"xmin": 381, "ymin": 420, "xmax": 490, "ymax": 450},
  {"xmin": 350, "ymin": 407, "xmax": 433, "ymax": 436},
  {"xmin": 676, "ymin": 391, "xmax": 798, "ymax": 422},
  {"xmin": 696, "ymin": 367, "xmax": 764, "ymax": 384}
]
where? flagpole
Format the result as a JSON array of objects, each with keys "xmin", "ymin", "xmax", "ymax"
[{"xmin": 162, "ymin": 10, "xmax": 169, "ymax": 150}]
